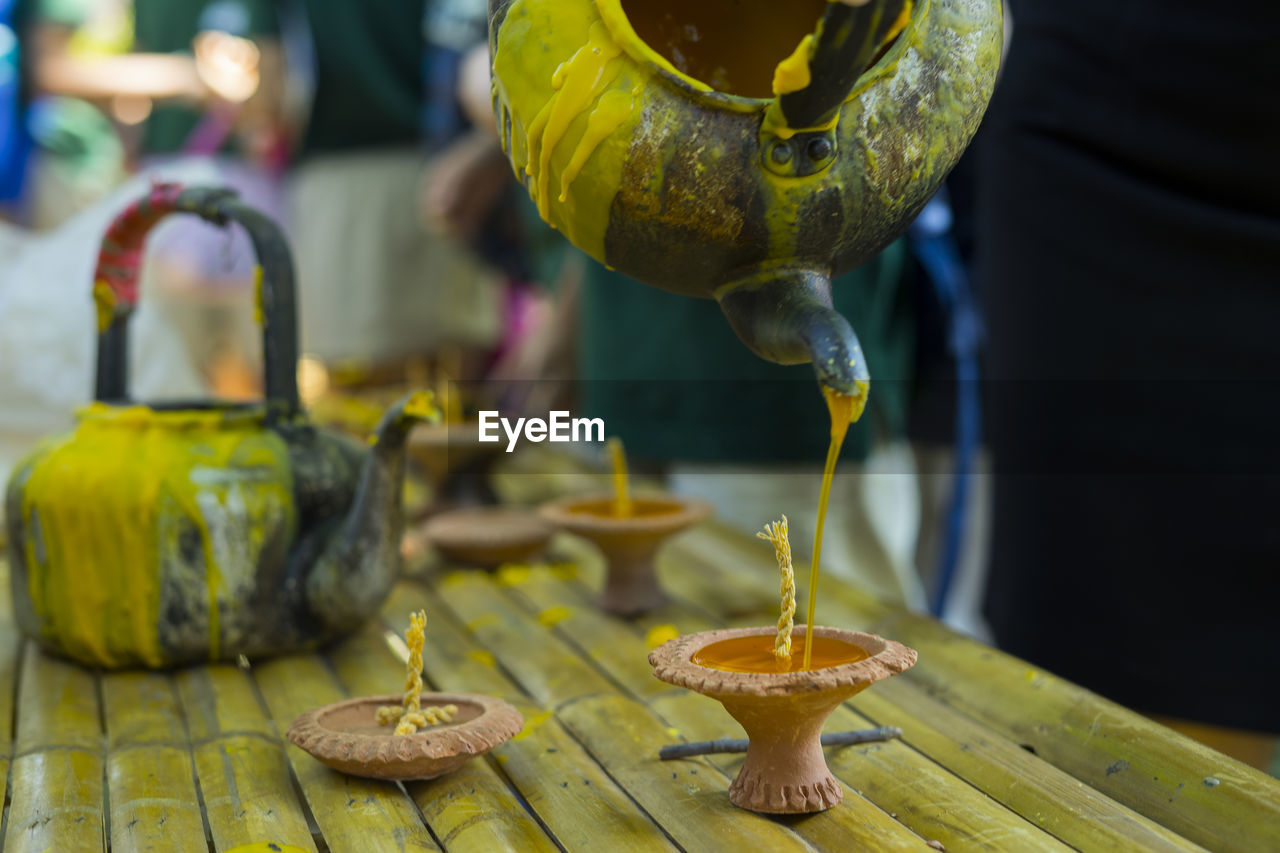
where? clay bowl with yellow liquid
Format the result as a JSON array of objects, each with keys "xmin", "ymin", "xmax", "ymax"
[
  {"xmin": 287, "ymin": 692, "xmax": 523, "ymax": 781},
  {"xmin": 649, "ymin": 626, "xmax": 916, "ymax": 813},
  {"xmin": 539, "ymin": 494, "xmax": 712, "ymax": 615}
]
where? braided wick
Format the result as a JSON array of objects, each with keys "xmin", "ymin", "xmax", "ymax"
[{"xmin": 757, "ymin": 516, "xmax": 795, "ymax": 662}]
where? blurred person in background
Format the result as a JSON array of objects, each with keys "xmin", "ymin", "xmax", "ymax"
[
  {"xmin": 1, "ymin": 0, "xmax": 28, "ymax": 220},
  {"xmin": 11, "ymin": 0, "xmax": 285, "ymax": 397},
  {"xmin": 289, "ymin": 0, "xmax": 502, "ymax": 394},
  {"xmin": 977, "ymin": 1, "xmax": 1280, "ymax": 771},
  {"xmin": 12, "ymin": 0, "xmax": 132, "ymax": 227},
  {"xmin": 129, "ymin": 0, "xmax": 288, "ymax": 399}
]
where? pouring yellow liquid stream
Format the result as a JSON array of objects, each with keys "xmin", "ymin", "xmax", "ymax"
[{"xmin": 803, "ymin": 384, "xmax": 868, "ymax": 669}]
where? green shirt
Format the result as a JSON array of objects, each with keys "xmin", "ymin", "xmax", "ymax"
[
  {"xmin": 133, "ymin": 0, "xmax": 278, "ymax": 154},
  {"xmin": 575, "ymin": 245, "xmax": 913, "ymax": 465},
  {"xmin": 296, "ymin": 0, "xmax": 424, "ymax": 156}
]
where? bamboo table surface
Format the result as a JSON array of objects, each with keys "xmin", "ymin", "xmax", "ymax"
[{"xmin": 1, "ymin": 482, "xmax": 1278, "ymax": 851}]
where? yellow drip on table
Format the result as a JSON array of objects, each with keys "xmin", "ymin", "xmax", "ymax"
[{"xmin": 803, "ymin": 384, "xmax": 868, "ymax": 670}]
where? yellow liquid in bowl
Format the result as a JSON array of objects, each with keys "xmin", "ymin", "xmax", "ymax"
[{"xmin": 692, "ymin": 634, "xmax": 869, "ymax": 674}]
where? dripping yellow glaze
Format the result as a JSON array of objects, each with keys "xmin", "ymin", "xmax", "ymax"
[
  {"xmin": 493, "ymin": 0, "xmax": 650, "ymax": 260},
  {"xmin": 525, "ymin": 23, "xmax": 623, "ymax": 219},
  {"xmin": 93, "ymin": 280, "xmax": 116, "ymax": 332},
  {"xmin": 803, "ymin": 381, "xmax": 868, "ymax": 669},
  {"xmin": 763, "ymin": 0, "xmax": 917, "ymax": 140},
  {"xmin": 19, "ymin": 403, "xmax": 295, "ymax": 666},
  {"xmin": 403, "ymin": 390, "xmax": 440, "ymax": 422},
  {"xmin": 252, "ymin": 264, "xmax": 265, "ymax": 326},
  {"xmin": 558, "ymin": 85, "xmax": 641, "ymax": 203},
  {"xmin": 772, "ymin": 34, "xmax": 814, "ymax": 96}
]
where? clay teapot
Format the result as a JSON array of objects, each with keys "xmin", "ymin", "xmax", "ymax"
[
  {"xmin": 3, "ymin": 185, "xmax": 439, "ymax": 669},
  {"xmin": 489, "ymin": 0, "xmax": 1000, "ymax": 393}
]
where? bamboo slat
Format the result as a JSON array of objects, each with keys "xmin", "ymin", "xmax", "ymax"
[
  {"xmin": 820, "ymin": 702, "xmax": 1074, "ymax": 852},
  {"xmin": 383, "ymin": 581, "xmax": 679, "ymax": 853},
  {"xmin": 175, "ymin": 665, "xmax": 317, "ymax": 853},
  {"xmin": 430, "ymin": 563, "xmax": 901, "ymax": 850},
  {"xmin": 499, "ymin": 564, "xmax": 941, "ymax": 850},
  {"xmin": 507, "ymin": 564, "xmax": 1054, "ymax": 851},
  {"xmin": 557, "ymin": 692, "xmax": 815, "ymax": 853},
  {"xmin": 7, "ymin": 644, "xmax": 104, "ymax": 852},
  {"xmin": 854, "ymin": 678, "xmax": 1209, "ymax": 852},
  {"xmin": 324, "ymin": 622, "xmax": 558, "ymax": 853},
  {"xmin": 101, "ymin": 671, "xmax": 206, "ymax": 851},
  {"xmin": 668, "ymin": 524, "xmax": 1280, "ymax": 853},
  {"xmin": 433, "ymin": 570, "xmax": 616, "ymax": 707},
  {"xmin": 251, "ymin": 654, "xmax": 439, "ymax": 853}
]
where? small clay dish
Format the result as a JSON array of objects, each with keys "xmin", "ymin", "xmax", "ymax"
[
  {"xmin": 423, "ymin": 507, "xmax": 553, "ymax": 567},
  {"xmin": 286, "ymin": 692, "xmax": 523, "ymax": 781},
  {"xmin": 407, "ymin": 420, "xmax": 499, "ymax": 478}
]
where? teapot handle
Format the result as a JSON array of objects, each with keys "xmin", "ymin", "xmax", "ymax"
[
  {"xmin": 93, "ymin": 183, "xmax": 300, "ymax": 419},
  {"xmin": 773, "ymin": 0, "xmax": 909, "ymax": 131}
]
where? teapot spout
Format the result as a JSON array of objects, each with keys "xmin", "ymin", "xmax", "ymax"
[
  {"xmin": 717, "ymin": 269, "xmax": 870, "ymax": 396},
  {"xmin": 769, "ymin": 0, "xmax": 910, "ymax": 131},
  {"xmin": 304, "ymin": 391, "xmax": 440, "ymax": 633}
]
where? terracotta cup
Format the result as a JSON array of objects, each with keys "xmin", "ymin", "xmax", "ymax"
[
  {"xmin": 649, "ymin": 625, "xmax": 917, "ymax": 813},
  {"xmin": 408, "ymin": 421, "xmax": 504, "ymax": 509},
  {"xmin": 539, "ymin": 494, "xmax": 711, "ymax": 615}
]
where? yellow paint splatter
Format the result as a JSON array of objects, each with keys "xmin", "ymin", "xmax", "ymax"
[
  {"xmin": 549, "ymin": 562, "xmax": 579, "ymax": 581},
  {"xmin": 645, "ymin": 624, "xmax": 680, "ymax": 650},
  {"xmin": 537, "ymin": 605, "xmax": 574, "ymax": 628},
  {"xmin": 512, "ymin": 710, "xmax": 553, "ymax": 740},
  {"xmin": 772, "ymin": 34, "xmax": 813, "ymax": 96},
  {"xmin": 403, "ymin": 390, "xmax": 441, "ymax": 421},
  {"xmin": 251, "ymin": 265, "xmax": 264, "ymax": 326},
  {"xmin": 495, "ymin": 563, "xmax": 532, "ymax": 586},
  {"xmin": 92, "ymin": 280, "xmax": 116, "ymax": 332}
]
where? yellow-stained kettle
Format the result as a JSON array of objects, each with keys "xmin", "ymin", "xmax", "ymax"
[
  {"xmin": 4, "ymin": 185, "xmax": 439, "ymax": 669},
  {"xmin": 489, "ymin": 0, "xmax": 1001, "ymax": 394}
]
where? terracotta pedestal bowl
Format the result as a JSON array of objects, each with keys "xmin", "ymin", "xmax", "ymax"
[
  {"xmin": 408, "ymin": 421, "xmax": 503, "ymax": 510},
  {"xmin": 423, "ymin": 506, "xmax": 553, "ymax": 568},
  {"xmin": 539, "ymin": 494, "xmax": 711, "ymax": 615},
  {"xmin": 287, "ymin": 692, "xmax": 523, "ymax": 781},
  {"xmin": 649, "ymin": 626, "xmax": 917, "ymax": 813}
]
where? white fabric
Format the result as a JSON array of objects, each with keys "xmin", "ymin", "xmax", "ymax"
[
  {"xmin": 289, "ymin": 149, "xmax": 502, "ymax": 366},
  {"xmin": 0, "ymin": 162, "xmax": 224, "ymax": 492}
]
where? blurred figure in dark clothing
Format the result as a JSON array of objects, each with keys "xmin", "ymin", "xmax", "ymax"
[{"xmin": 978, "ymin": 1, "xmax": 1280, "ymax": 770}]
